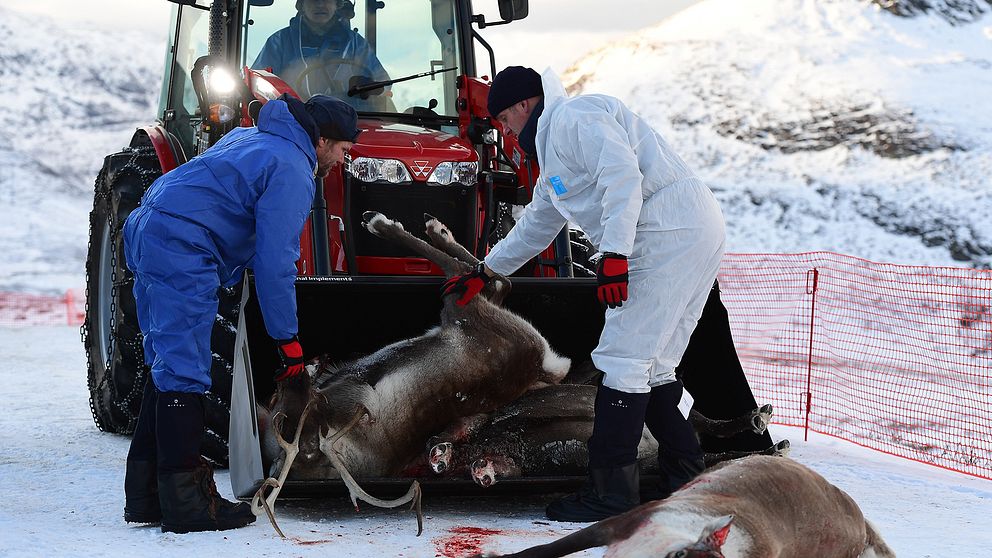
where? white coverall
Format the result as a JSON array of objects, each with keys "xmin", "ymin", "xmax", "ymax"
[{"xmin": 484, "ymin": 69, "xmax": 726, "ymax": 394}]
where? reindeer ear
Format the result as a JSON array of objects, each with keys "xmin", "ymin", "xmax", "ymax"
[{"xmin": 699, "ymin": 514, "xmax": 734, "ymax": 550}]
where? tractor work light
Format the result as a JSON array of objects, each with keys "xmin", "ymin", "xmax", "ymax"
[
  {"xmin": 427, "ymin": 161, "xmax": 478, "ymax": 186},
  {"xmin": 205, "ymin": 66, "xmax": 239, "ymax": 124},
  {"xmin": 348, "ymin": 157, "xmax": 413, "ymax": 184},
  {"xmin": 207, "ymin": 66, "xmax": 238, "ymax": 95}
]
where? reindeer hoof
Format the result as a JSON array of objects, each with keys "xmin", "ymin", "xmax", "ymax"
[
  {"xmin": 362, "ymin": 211, "xmax": 381, "ymax": 225},
  {"xmin": 429, "ymin": 442, "xmax": 453, "ymax": 474},
  {"xmin": 751, "ymin": 404, "xmax": 773, "ymax": 434},
  {"xmin": 773, "ymin": 439, "xmax": 791, "ymax": 457},
  {"xmin": 471, "ymin": 458, "xmax": 496, "ymax": 488},
  {"xmin": 424, "ymin": 215, "xmax": 451, "ymax": 238}
]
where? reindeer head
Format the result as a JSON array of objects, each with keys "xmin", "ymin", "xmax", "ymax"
[{"xmin": 663, "ymin": 515, "xmax": 734, "ymax": 558}]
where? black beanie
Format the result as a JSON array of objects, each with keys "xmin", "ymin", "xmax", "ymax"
[
  {"xmin": 278, "ymin": 93, "xmax": 320, "ymax": 146},
  {"xmin": 305, "ymin": 94, "xmax": 361, "ymax": 142},
  {"xmin": 487, "ymin": 66, "xmax": 543, "ymax": 118}
]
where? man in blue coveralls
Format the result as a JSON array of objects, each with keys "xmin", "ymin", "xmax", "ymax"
[{"xmin": 121, "ymin": 93, "xmax": 360, "ymax": 533}]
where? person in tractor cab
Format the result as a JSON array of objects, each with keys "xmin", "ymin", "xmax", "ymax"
[
  {"xmin": 252, "ymin": 0, "xmax": 390, "ymax": 110},
  {"xmin": 442, "ymin": 66, "xmax": 726, "ymax": 522},
  {"xmin": 120, "ymin": 94, "xmax": 360, "ymax": 533}
]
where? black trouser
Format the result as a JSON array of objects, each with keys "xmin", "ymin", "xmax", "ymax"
[
  {"xmin": 126, "ymin": 380, "xmax": 204, "ymax": 472},
  {"xmin": 124, "ymin": 377, "xmax": 161, "ymax": 521},
  {"xmin": 644, "ymin": 380, "xmax": 705, "ymax": 496},
  {"xmin": 587, "ymin": 384, "xmax": 650, "ymax": 469}
]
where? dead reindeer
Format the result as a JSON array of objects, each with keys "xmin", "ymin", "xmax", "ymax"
[
  {"xmin": 473, "ymin": 455, "xmax": 895, "ymax": 558},
  {"xmin": 252, "ymin": 212, "xmax": 571, "ymax": 535},
  {"xmin": 427, "ymin": 384, "xmax": 658, "ymax": 485},
  {"xmin": 428, "ymin": 384, "xmax": 786, "ymax": 488}
]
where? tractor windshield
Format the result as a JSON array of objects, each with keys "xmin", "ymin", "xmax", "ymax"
[{"xmin": 243, "ymin": 0, "xmax": 463, "ymax": 117}]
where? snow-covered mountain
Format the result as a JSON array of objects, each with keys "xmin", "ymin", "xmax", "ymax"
[
  {"xmin": 562, "ymin": 0, "xmax": 992, "ymax": 268},
  {"xmin": 2, "ymin": 1, "xmax": 991, "ymax": 295},
  {"xmin": 0, "ymin": 5, "xmax": 163, "ymax": 292}
]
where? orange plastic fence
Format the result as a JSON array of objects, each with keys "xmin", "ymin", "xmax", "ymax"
[
  {"xmin": 0, "ymin": 289, "xmax": 85, "ymax": 327},
  {"xmin": 719, "ymin": 252, "xmax": 992, "ymax": 480}
]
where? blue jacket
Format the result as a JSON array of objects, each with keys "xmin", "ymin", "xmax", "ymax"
[
  {"xmin": 252, "ymin": 15, "xmax": 389, "ymax": 108},
  {"xmin": 131, "ymin": 99, "xmax": 316, "ymax": 340}
]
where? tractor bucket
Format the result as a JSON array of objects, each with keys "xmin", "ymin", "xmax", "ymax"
[{"xmin": 229, "ymin": 274, "xmax": 605, "ymax": 499}]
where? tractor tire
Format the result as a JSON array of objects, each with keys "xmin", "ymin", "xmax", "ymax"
[{"xmin": 82, "ymin": 144, "xmax": 237, "ymax": 467}]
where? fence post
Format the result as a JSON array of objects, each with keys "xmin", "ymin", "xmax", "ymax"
[
  {"xmin": 804, "ymin": 268, "xmax": 819, "ymax": 442},
  {"xmin": 65, "ymin": 289, "xmax": 74, "ymax": 327}
]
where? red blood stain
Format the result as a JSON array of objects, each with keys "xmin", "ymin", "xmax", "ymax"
[{"xmin": 433, "ymin": 526, "xmax": 503, "ymax": 557}]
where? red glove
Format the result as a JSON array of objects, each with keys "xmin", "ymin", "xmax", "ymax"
[
  {"xmin": 596, "ymin": 253, "xmax": 629, "ymax": 309},
  {"xmin": 274, "ymin": 336, "xmax": 305, "ymax": 382},
  {"xmin": 441, "ymin": 263, "xmax": 492, "ymax": 306}
]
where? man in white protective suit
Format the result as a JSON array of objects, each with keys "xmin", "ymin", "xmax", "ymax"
[{"xmin": 441, "ymin": 66, "xmax": 727, "ymax": 522}]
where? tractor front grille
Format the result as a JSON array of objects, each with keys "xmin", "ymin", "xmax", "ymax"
[{"xmin": 345, "ymin": 178, "xmax": 478, "ymax": 261}]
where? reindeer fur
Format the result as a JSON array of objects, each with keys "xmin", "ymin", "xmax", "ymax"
[{"xmin": 259, "ymin": 212, "xmax": 571, "ymax": 480}]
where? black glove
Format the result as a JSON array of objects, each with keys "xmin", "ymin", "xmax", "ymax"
[
  {"xmin": 596, "ymin": 253, "xmax": 629, "ymax": 309},
  {"xmin": 441, "ymin": 262, "xmax": 492, "ymax": 306},
  {"xmin": 274, "ymin": 335, "xmax": 305, "ymax": 382}
]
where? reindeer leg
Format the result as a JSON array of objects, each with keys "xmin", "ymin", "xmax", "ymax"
[
  {"xmin": 423, "ymin": 213, "xmax": 513, "ymax": 305},
  {"xmin": 250, "ymin": 398, "xmax": 314, "ymax": 537},
  {"xmin": 424, "ymin": 213, "xmax": 479, "ymax": 266},
  {"xmin": 470, "ymin": 456, "xmax": 521, "ymax": 488},
  {"xmin": 703, "ymin": 439, "xmax": 791, "ymax": 467},
  {"xmin": 689, "ymin": 403, "xmax": 775, "ymax": 438},
  {"xmin": 362, "ymin": 211, "xmax": 466, "ymax": 277},
  {"xmin": 318, "ymin": 407, "xmax": 425, "ymax": 536},
  {"xmin": 428, "ymin": 413, "xmax": 493, "ymax": 474}
]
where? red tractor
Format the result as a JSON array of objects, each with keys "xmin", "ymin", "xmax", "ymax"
[{"xmin": 82, "ymin": 0, "xmax": 601, "ymax": 469}]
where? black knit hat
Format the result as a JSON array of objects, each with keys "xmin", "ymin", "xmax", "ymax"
[
  {"xmin": 278, "ymin": 93, "xmax": 319, "ymax": 146},
  {"xmin": 487, "ymin": 66, "xmax": 543, "ymax": 118},
  {"xmin": 305, "ymin": 95, "xmax": 361, "ymax": 142}
]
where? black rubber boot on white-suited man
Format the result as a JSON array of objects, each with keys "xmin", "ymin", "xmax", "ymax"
[
  {"xmin": 642, "ymin": 379, "xmax": 706, "ymax": 502},
  {"xmin": 546, "ymin": 384, "xmax": 651, "ymax": 522},
  {"xmin": 156, "ymin": 391, "xmax": 256, "ymax": 534}
]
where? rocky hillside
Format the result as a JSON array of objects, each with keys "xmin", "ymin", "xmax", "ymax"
[
  {"xmin": 0, "ymin": 6, "xmax": 163, "ymax": 291},
  {"xmin": 562, "ymin": 0, "xmax": 992, "ymax": 267}
]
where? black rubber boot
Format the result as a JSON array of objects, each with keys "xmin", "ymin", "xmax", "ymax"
[
  {"xmin": 124, "ymin": 378, "xmax": 161, "ymax": 524},
  {"xmin": 643, "ymin": 380, "xmax": 705, "ymax": 501},
  {"xmin": 546, "ymin": 385, "xmax": 650, "ymax": 522},
  {"xmin": 156, "ymin": 392, "xmax": 255, "ymax": 534}
]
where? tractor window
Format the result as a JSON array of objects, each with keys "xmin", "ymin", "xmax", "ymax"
[
  {"xmin": 243, "ymin": 0, "xmax": 462, "ymax": 117},
  {"xmin": 160, "ymin": 4, "xmax": 212, "ymax": 157}
]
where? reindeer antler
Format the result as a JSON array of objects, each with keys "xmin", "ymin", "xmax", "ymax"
[
  {"xmin": 319, "ymin": 406, "xmax": 425, "ymax": 536},
  {"xmin": 250, "ymin": 397, "xmax": 315, "ymax": 537}
]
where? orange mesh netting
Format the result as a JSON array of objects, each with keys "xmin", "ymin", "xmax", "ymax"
[{"xmin": 719, "ymin": 252, "xmax": 991, "ymax": 479}]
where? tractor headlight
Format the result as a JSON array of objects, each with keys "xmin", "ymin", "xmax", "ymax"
[
  {"xmin": 348, "ymin": 157, "xmax": 413, "ymax": 184},
  {"xmin": 208, "ymin": 66, "xmax": 238, "ymax": 95},
  {"xmin": 427, "ymin": 161, "xmax": 478, "ymax": 186},
  {"xmin": 205, "ymin": 65, "xmax": 239, "ymax": 124}
]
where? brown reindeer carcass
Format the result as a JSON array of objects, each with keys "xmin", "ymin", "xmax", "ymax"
[
  {"xmin": 474, "ymin": 455, "xmax": 895, "ymax": 558},
  {"xmin": 427, "ymin": 383, "xmax": 787, "ymax": 488},
  {"xmin": 238, "ymin": 212, "xmax": 571, "ymax": 532}
]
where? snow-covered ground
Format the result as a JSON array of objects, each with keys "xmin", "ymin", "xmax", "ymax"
[{"xmin": 0, "ymin": 325, "xmax": 988, "ymax": 557}]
